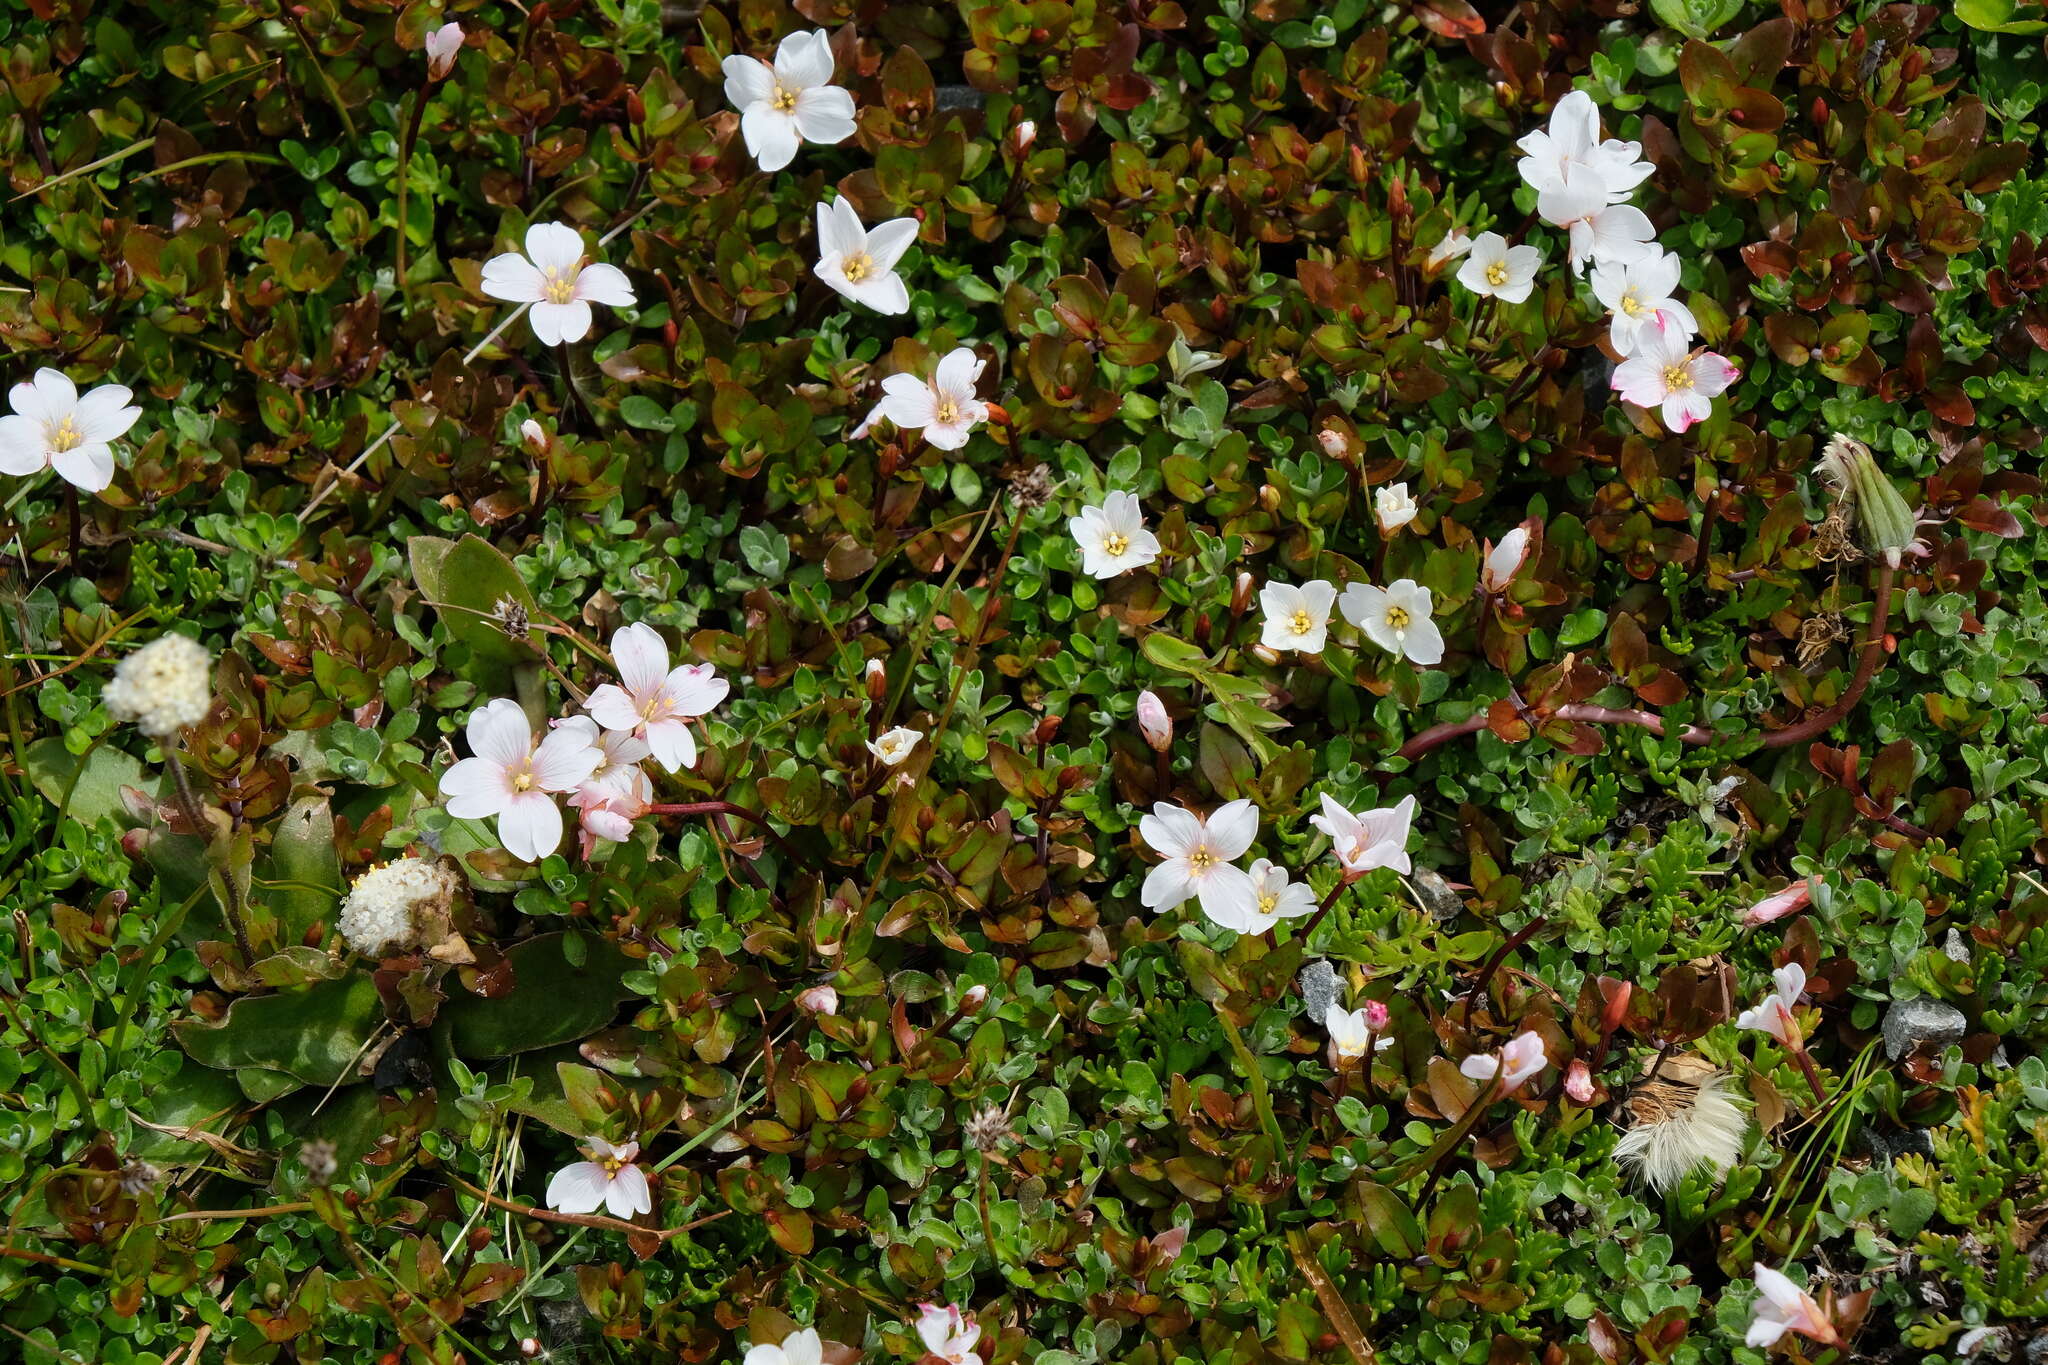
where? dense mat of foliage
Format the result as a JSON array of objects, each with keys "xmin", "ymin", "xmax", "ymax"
[{"xmin": 4, "ymin": 0, "xmax": 2048, "ymax": 1361}]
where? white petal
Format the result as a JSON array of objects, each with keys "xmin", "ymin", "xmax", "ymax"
[
  {"xmin": 1402, "ymin": 616, "xmax": 1445, "ymax": 666},
  {"xmin": 531, "ymin": 725, "xmax": 602, "ymax": 792},
  {"xmin": 584, "ymin": 683, "xmax": 641, "ymax": 734},
  {"xmin": 604, "ymin": 1165, "xmax": 652, "ymax": 1219},
  {"xmin": 530, "ymin": 299, "xmax": 592, "ymax": 345},
  {"xmin": 440, "ymin": 756, "xmax": 511, "ymax": 818},
  {"xmin": 774, "ymin": 29, "xmax": 835, "ymax": 89},
  {"xmin": 645, "ymin": 717, "xmax": 698, "ymax": 772},
  {"xmin": 849, "ymin": 272, "xmax": 910, "ymax": 315},
  {"xmin": 467, "ymin": 698, "xmax": 533, "ymax": 765},
  {"xmin": 0, "ymin": 415, "xmax": 48, "ymax": 474},
  {"xmin": 741, "ymin": 107, "xmax": 801, "ymax": 171},
  {"xmin": 52, "ymin": 444, "xmax": 113, "ymax": 492},
  {"xmin": 1138, "ymin": 803, "xmax": 1203, "ymax": 858},
  {"xmin": 29, "ymin": 368, "xmax": 78, "ymax": 420},
  {"xmin": 862, "ymin": 217, "xmax": 920, "ymax": 273},
  {"xmin": 499, "ymin": 791, "xmax": 563, "ymax": 861},
  {"xmin": 524, "ymin": 221, "xmax": 587, "ymax": 274},
  {"xmin": 546, "ymin": 1162, "xmax": 609, "ymax": 1214},
  {"xmin": 572, "ymin": 262, "xmax": 636, "ymax": 308},
  {"xmin": 1205, "ymin": 799, "xmax": 1259, "ymax": 860},
  {"xmin": 479, "ymin": 251, "xmax": 549, "ymax": 304},
  {"xmin": 1194, "ymin": 863, "xmax": 1261, "ymax": 929},
  {"xmin": 1140, "ymin": 859, "xmax": 1195, "ymax": 913},
  {"xmin": 611, "ymin": 622, "xmax": 670, "ymax": 697},
  {"xmin": 665, "ymin": 664, "xmax": 728, "ymax": 716},
  {"xmin": 72, "ymin": 384, "xmax": 140, "ymax": 444},
  {"xmin": 722, "ymin": 54, "xmax": 776, "ymax": 110},
  {"xmin": 792, "ymin": 87, "xmax": 857, "ymax": 146}
]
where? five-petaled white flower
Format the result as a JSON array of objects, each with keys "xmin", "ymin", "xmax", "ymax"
[
  {"xmin": 814, "ymin": 198, "xmax": 918, "ymax": 314},
  {"xmin": 1375, "ymin": 482, "xmax": 1419, "ymax": 534},
  {"xmin": 915, "ymin": 1303, "xmax": 984, "ymax": 1365},
  {"xmin": 1202, "ymin": 858, "xmax": 1317, "ymax": 934},
  {"xmin": 743, "ymin": 1327, "xmax": 826, "ymax": 1365},
  {"xmin": 1735, "ymin": 962, "xmax": 1807, "ymax": 1048},
  {"xmin": 859, "ymin": 347, "xmax": 988, "ymax": 449},
  {"xmin": 1535, "ymin": 164, "xmax": 1656, "ymax": 276},
  {"xmin": 1481, "ymin": 525, "xmax": 1532, "ymax": 594},
  {"xmin": 1610, "ymin": 321, "xmax": 1740, "ymax": 433},
  {"xmin": 545, "ymin": 1136, "xmax": 652, "ymax": 1219},
  {"xmin": 424, "ymin": 22, "xmax": 463, "ymax": 80},
  {"xmin": 1459, "ymin": 1030, "xmax": 1548, "ymax": 1095},
  {"xmin": 1592, "ymin": 251, "xmax": 1697, "ymax": 354},
  {"xmin": 1455, "ymin": 232, "xmax": 1542, "ymax": 304},
  {"xmin": 1747, "ymin": 1264, "xmax": 1841, "ymax": 1350},
  {"xmin": 867, "ymin": 726, "xmax": 923, "ymax": 767},
  {"xmin": 1138, "ymin": 799, "xmax": 1259, "ymax": 924},
  {"xmin": 1326, "ymin": 1003, "xmax": 1396, "ymax": 1061},
  {"xmin": 722, "ymin": 29, "xmax": 857, "ymax": 172},
  {"xmin": 586, "ymin": 623, "xmax": 729, "ymax": 773},
  {"xmin": 1259, "ymin": 580, "xmax": 1338, "ymax": 654},
  {"xmin": 440, "ymin": 700, "xmax": 604, "ymax": 862},
  {"xmin": 1340, "ymin": 578, "xmax": 1445, "ymax": 665},
  {"xmin": 1515, "ymin": 90, "xmax": 1655, "ymax": 201},
  {"xmin": 1309, "ymin": 793, "xmax": 1417, "ymax": 876},
  {"xmin": 480, "ymin": 222, "xmax": 637, "ymax": 346},
  {"xmin": 0, "ymin": 368, "xmax": 142, "ymax": 492},
  {"xmin": 1069, "ymin": 491, "xmax": 1160, "ymax": 579}
]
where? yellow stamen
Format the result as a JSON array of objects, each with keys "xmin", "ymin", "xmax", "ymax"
[
  {"xmin": 1289, "ymin": 608, "xmax": 1313, "ymax": 636},
  {"xmin": 772, "ymin": 85, "xmax": 798, "ymax": 111},
  {"xmin": 1385, "ymin": 605, "xmax": 1411, "ymax": 630},
  {"xmin": 49, "ymin": 417, "xmax": 82, "ymax": 453},
  {"xmin": 1101, "ymin": 532, "xmax": 1129, "ymax": 557},
  {"xmin": 1662, "ymin": 364, "xmax": 1694, "ymax": 393},
  {"xmin": 1188, "ymin": 846, "xmax": 1214, "ymax": 872},
  {"xmin": 1257, "ymin": 890, "xmax": 1277, "ymax": 914},
  {"xmin": 541, "ymin": 264, "xmax": 582, "ymax": 305},
  {"xmin": 1619, "ymin": 291, "xmax": 1644, "ymax": 316},
  {"xmin": 842, "ymin": 253, "xmax": 872, "ymax": 283},
  {"xmin": 512, "ymin": 769, "xmax": 535, "ymax": 792},
  {"xmin": 1485, "ymin": 261, "xmax": 1508, "ymax": 287},
  {"xmin": 936, "ymin": 399, "xmax": 957, "ymax": 424}
]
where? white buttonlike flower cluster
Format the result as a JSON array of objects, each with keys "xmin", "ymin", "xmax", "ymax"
[
  {"xmin": 104, "ymin": 634, "xmax": 213, "ymax": 738},
  {"xmin": 337, "ymin": 857, "xmax": 464, "ymax": 958}
]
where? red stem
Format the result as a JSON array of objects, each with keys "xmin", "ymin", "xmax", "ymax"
[{"xmin": 1759, "ymin": 566, "xmax": 1895, "ymax": 749}]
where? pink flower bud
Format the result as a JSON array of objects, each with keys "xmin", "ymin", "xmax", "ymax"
[
  {"xmin": 797, "ymin": 985, "xmax": 839, "ymax": 1016},
  {"xmin": 961, "ymin": 984, "xmax": 989, "ymax": 1013},
  {"xmin": 1362, "ymin": 1000, "xmax": 1390, "ymax": 1032},
  {"xmin": 1564, "ymin": 1058, "xmax": 1595, "ymax": 1104},
  {"xmin": 1317, "ymin": 427, "xmax": 1346, "ymax": 458},
  {"xmin": 1135, "ymin": 690, "xmax": 1172, "ymax": 752},
  {"xmin": 1012, "ymin": 120, "xmax": 1037, "ymax": 155},
  {"xmin": 425, "ymin": 21, "xmax": 464, "ymax": 81},
  {"xmin": 1742, "ymin": 878, "xmax": 1814, "ymax": 928}
]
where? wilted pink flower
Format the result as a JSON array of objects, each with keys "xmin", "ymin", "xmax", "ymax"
[
  {"xmin": 797, "ymin": 985, "xmax": 839, "ymax": 1015},
  {"xmin": 1736, "ymin": 963, "xmax": 1806, "ymax": 1048},
  {"xmin": 1135, "ymin": 689, "xmax": 1172, "ymax": 752},
  {"xmin": 1316, "ymin": 427, "xmax": 1346, "ymax": 458},
  {"xmin": 1564, "ymin": 1058, "xmax": 1595, "ymax": 1104},
  {"xmin": 1460, "ymin": 1030, "xmax": 1548, "ymax": 1095},
  {"xmin": 1742, "ymin": 879, "xmax": 1814, "ymax": 928},
  {"xmin": 424, "ymin": 22, "xmax": 463, "ymax": 80}
]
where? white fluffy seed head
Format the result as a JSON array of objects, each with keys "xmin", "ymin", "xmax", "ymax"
[
  {"xmin": 104, "ymin": 634, "xmax": 213, "ymax": 739},
  {"xmin": 1614, "ymin": 1068, "xmax": 1749, "ymax": 1194},
  {"xmin": 337, "ymin": 858, "xmax": 462, "ymax": 957}
]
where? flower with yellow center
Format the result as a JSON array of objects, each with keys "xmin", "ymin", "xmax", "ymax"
[
  {"xmin": 547, "ymin": 1137, "xmax": 652, "ymax": 1219},
  {"xmin": 1455, "ymin": 230, "xmax": 1543, "ymax": 304},
  {"xmin": 1259, "ymin": 579, "xmax": 1338, "ymax": 655},
  {"xmin": 859, "ymin": 347, "xmax": 990, "ymax": 450},
  {"xmin": 1339, "ymin": 578, "xmax": 1445, "ymax": 666},
  {"xmin": 815, "ymin": 198, "xmax": 918, "ymax": 314},
  {"xmin": 0, "ymin": 367, "xmax": 143, "ymax": 493},
  {"xmin": 479, "ymin": 222, "xmax": 637, "ymax": 347},
  {"xmin": 1070, "ymin": 491, "xmax": 1160, "ymax": 579},
  {"xmin": 1138, "ymin": 800, "xmax": 1261, "ymax": 926},
  {"xmin": 1592, "ymin": 251, "xmax": 1697, "ymax": 354},
  {"xmin": 439, "ymin": 701, "xmax": 605, "ymax": 863},
  {"xmin": 723, "ymin": 29, "xmax": 857, "ymax": 172}
]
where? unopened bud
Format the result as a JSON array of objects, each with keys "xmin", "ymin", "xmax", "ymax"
[
  {"xmin": 520, "ymin": 418, "xmax": 549, "ymax": 454},
  {"xmin": 961, "ymin": 984, "xmax": 989, "ymax": 1014},
  {"xmin": 864, "ymin": 658, "xmax": 888, "ymax": 704},
  {"xmin": 1317, "ymin": 427, "xmax": 1346, "ymax": 458},
  {"xmin": 1564, "ymin": 1059, "xmax": 1595, "ymax": 1105},
  {"xmin": 1817, "ymin": 434, "xmax": 1919, "ymax": 568},
  {"xmin": 1056, "ymin": 765, "xmax": 1085, "ymax": 791},
  {"xmin": 1011, "ymin": 120, "xmax": 1037, "ymax": 155},
  {"xmin": 1230, "ymin": 572, "xmax": 1255, "ymax": 617},
  {"xmin": 1033, "ymin": 714, "xmax": 1062, "ymax": 746},
  {"xmin": 798, "ymin": 984, "xmax": 839, "ymax": 1016},
  {"xmin": 1362, "ymin": 1000, "xmax": 1390, "ymax": 1032},
  {"xmin": 1135, "ymin": 690, "xmax": 1172, "ymax": 752}
]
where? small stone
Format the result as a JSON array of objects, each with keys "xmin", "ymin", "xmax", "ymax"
[
  {"xmin": 1297, "ymin": 959, "xmax": 1337, "ymax": 1022},
  {"xmin": 1944, "ymin": 929, "xmax": 1970, "ymax": 963},
  {"xmin": 1408, "ymin": 866, "xmax": 1464, "ymax": 921},
  {"xmin": 1881, "ymin": 997, "xmax": 1967, "ymax": 1061}
]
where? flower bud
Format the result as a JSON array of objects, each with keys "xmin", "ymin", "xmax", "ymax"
[
  {"xmin": 1135, "ymin": 689, "xmax": 1172, "ymax": 752},
  {"xmin": 1317, "ymin": 427, "xmax": 1346, "ymax": 458},
  {"xmin": 1817, "ymin": 434, "xmax": 1918, "ymax": 568},
  {"xmin": 1362, "ymin": 1000, "xmax": 1390, "ymax": 1032},
  {"xmin": 1230, "ymin": 571, "xmax": 1255, "ymax": 618},
  {"xmin": 961, "ymin": 984, "xmax": 989, "ymax": 1014},
  {"xmin": 520, "ymin": 418, "xmax": 549, "ymax": 454},
  {"xmin": 1011, "ymin": 120, "xmax": 1037, "ymax": 156},
  {"xmin": 1564, "ymin": 1058, "xmax": 1595, "ymax": 1104},
  {"xmin": 797, "ymin": 984, "xmax": 839, "ymax": 1016},
  {"xmin": 424, "ymin": 21, "xmax": 463, "ymax": 81},
  {"xmin": 864, "ymin": 658, "xmax": 888, "ymax": 704}
]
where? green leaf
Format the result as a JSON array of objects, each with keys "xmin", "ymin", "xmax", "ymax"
[
  {"xmin": 174, "ymin": 972, "xmax": 384, "ymax": 1087},
  {"xmin": 409, "ymin": 534, "xmax": 537, "ymax": 677},
  {"xmin": 26, "ymin": 737, "xmax": 148, "ymax": 828},
  {"xmin": 1956, "ymin": 0, "xmax": 2048, "ymax": 32},
  {"xmin": 1651, "ymin": 0, "xmax": 1743, "ymax": 39},
  {"xmin": 438, "ymin": 933, "xmax": 635, "ymax": 1059},
  {"xmin": 264, "ymin": 794, "xmax": 344, "ymax": 942}
]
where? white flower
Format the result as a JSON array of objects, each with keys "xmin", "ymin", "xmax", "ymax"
[
  {"xmin": 1426, "ymin": 229, "xmax": 1473, "ymax": 270},
  {"xmin": 1069, "ymin": 491, "xmax": 1161, "ymax": 578},
  {"xmin": 337, "ymin": 858, "xmax": 463, "ymax": 957},
  {"xmin": 860, "ymin": 347, "xmax": 988, "ymax": 449},
  {"xmin": 1747, "ymin": 1265, "xmax": 1841, "ymax": 1350},
  {"xmin": 1308, "ymin": 793, "xmax": 1416, "ymax": 876},
  {"xmin": 867, "ymin": 726, "xmax": 922, "ymax": 766},
  {"xmin": 1614, "ymin": 1069, "xmax": 1748, "ymax": 1194},
  {"xmin": 1535, "ymin": 164, "xmax": 1656, "ymax": 275},
  {"xmin": 519, "ymin": 418, "xmax": 549, "ymax": 453},
  {"xmin": 479, "ymin": 222, "xmax": 637, "ymax": 346},
  {"xmin": 721, "ymin": 29, "xmax": 856, "ymax": 172},
  {"xmin": 1735, "ymin": 962, "xmax": 1806, "ymax": 1048},
  {"xmin": 424, "ymin": 21, "xmax": 463, "ymax": 80},
  {"xmin": 104, "ymin": 634, "xmax": 213, "ymax": 738},
  {"xmin": 585, "ymin": 623, "xmax": 730, "ymax": 773},
  {"xmin": 1201, "ymin": 857, "xmax": 1316, "ymax": 934},
  {"xmin": 814, "ymin": 197, "xmax": 918, "ymax": 314},
  {"xmin": 1515, "ymin": 90, "xmax": 1655, "ymax": 200},
  {"xmin": 1135, "ymin": 689, "xmax": 1172, "ymax": 751},
  {"xmin": 1138, "ymin": 799, "xmax": 1259, "ymax": 924},
  {"xmin": 1459, "ymin": 1030, "xmax": 1548, "ymax": 1095},
  {"xmin": 743, "ymin": 1327, "xmax": 825, "ymax": 1365},
  {"xmin": 1316, "ymin": 427, "xmax": 1347, "ymax": 457},
  {"xmin": 1481, "ymin": 525, "xmax": 1531, "ymax": 593},
  {"xmin": 1326, "ymin": 1003, "xmax": 1396, "ymax": 1061},
  {"xmin": 1454, "ymin": 232, "xmax": 1542, "ymax": 304},
  {"xmin": 915, "ymin": 1304, "xmax": 983, "ymax": 1365},
  {"xmin": 1258, "ymin": 580, "xmax": 1338, "ymax": 654},
  {"xmin": 0, "ymin": 368, "xmax": 142, "ymax": 492},
  {"xmin": 1339, "ymin": 578, "xmax": 1445, "ymax": 665},
  {"xmin": 1374, "ymin": 483, "xmax": 1419, "ymax": 534},
  {"xmin": 1610, "ymin": 321, "xmax": 1741, "ymax": 433},
  {"xmin": 545, "ymin": 1137, "xmax": 652, "ymax": 1219},
  {"xmin": 1591, "ymin": 250, "xmax": 1697, "ymax": 354},
  {"xmin": 566, "ymin": 728, "xmax": 654, "ymax": 847},
  {"xmin": 439, "ymin": 700, "xmax": 603, "ymax": 862}
]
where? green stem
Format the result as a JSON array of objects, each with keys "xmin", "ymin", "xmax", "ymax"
[{"xmin": 1214, "ymin": 1004, "xmax": 1285, "ymax": 1150}]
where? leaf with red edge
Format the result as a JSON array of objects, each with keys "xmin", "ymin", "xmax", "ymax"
[{"xmin": 1415, "ymin": 0, "xmax": 1486, "ymax": 38}]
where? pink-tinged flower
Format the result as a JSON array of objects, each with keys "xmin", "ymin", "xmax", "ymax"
[
  {"xmin": 440, "ymin": 700, "xmax": 603, "ymax": 862},
  {"xmin": 743, "ymin": 1328, "xmax": 825, "ymax": 1365},
  {"xmin": 1609, "ymin": 321, "xmax": 1740, "ymax": 433},
  {"xmin": 424, "ymin": 22, "xmax": 463, "ymax": 80},
  {"xmin": 0, "ymin": 368, "xmax": 142, "ymax": 492},
  {"xmin": 1591, "ymin": 250, "xmax": 1697, "ymax": 355},
  {"xmin": 721, "ymin": 29, "xmax": 856, "ymax": 172},
  {"xmin": 1455, "ymin": 232, "xmax": 1543, "ymax": 304},
  {"xmin": 1461, "ymin": 1030, "xmax": 1548, "ymax": 1095},
  {"xmin": 915, "ymin": 1303, "xmax": 983, "ymax": 1365},
  {"xmin": 1011, "ymin": 120, "xmax": 1037, "ymax": 156},
  {"xmin": 1736, "ymin": 962, "xmax": 1807, "ymax": 1048},
  {"xmin": 1316, "ymin": 427, "xmax": 1347, "ymax": 457},
  {"xmin": 859, "ymin": 347, "xmax": 988, "ymax": 449},
  {"xmin": 1747, "ymin": 1264, "xmax": 1841, "ymax": 1349},
  {"xmin": 1326, "ymin": 1003, "xmax": 1396, "ymax": 1062},
  {"xmin": 1515, "ymin": 90, "xmax": 1655, "ymax": 200},
  {"xmin": 545, "ymin": 1136, "xmax": 651, "ymax": 1219},
  {"xmin": 1135, "ymin": 689, "xmax": 1172, "ymax": 751},
  {"xmin": 585, "ymin": 623, "xmax": 729, "ymax": 773},
  {"xmin": 815, "ymin": 197, "xmax": 918, "ymax": 314},
  {"xmin": 1138, "ymin": 800, "xmax": 1260, "ymax": 924},
  {"xmin": 797, "ymin": 984, "xmax": 839, "ymax": 1015},
  {"xmin": 1742, "ymin": 878, "xmax": 1815, "ymax": 928},
  {"xmin": 479, "ymin": 222, "xmax": 637, "ymax": 346},
  {"xmin": 1362, "ymin": 999, "xmax": 1390, "ymax": 1031},
  {"xmin": 566, "ymin": 727, "xmax": 653, "ymax": 851},
  {"xmin": 1481, "ymin": 524, "xmax": 1533, "ymax": 594},
  {"xmin": 1203, "ymin": 858, "xmax": 1317, "ymax": 934},
  {"xmin": 1564, "ymin": 1058, "xmax": 1596, "ymax": 1104},
  {"xmin": 1309, "ymin": 793, "xmax": 1417, "ymax": 876},
  {"xmin": 1535, "ymin": 164, "xmax": 1656, "ymax": 275}
]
